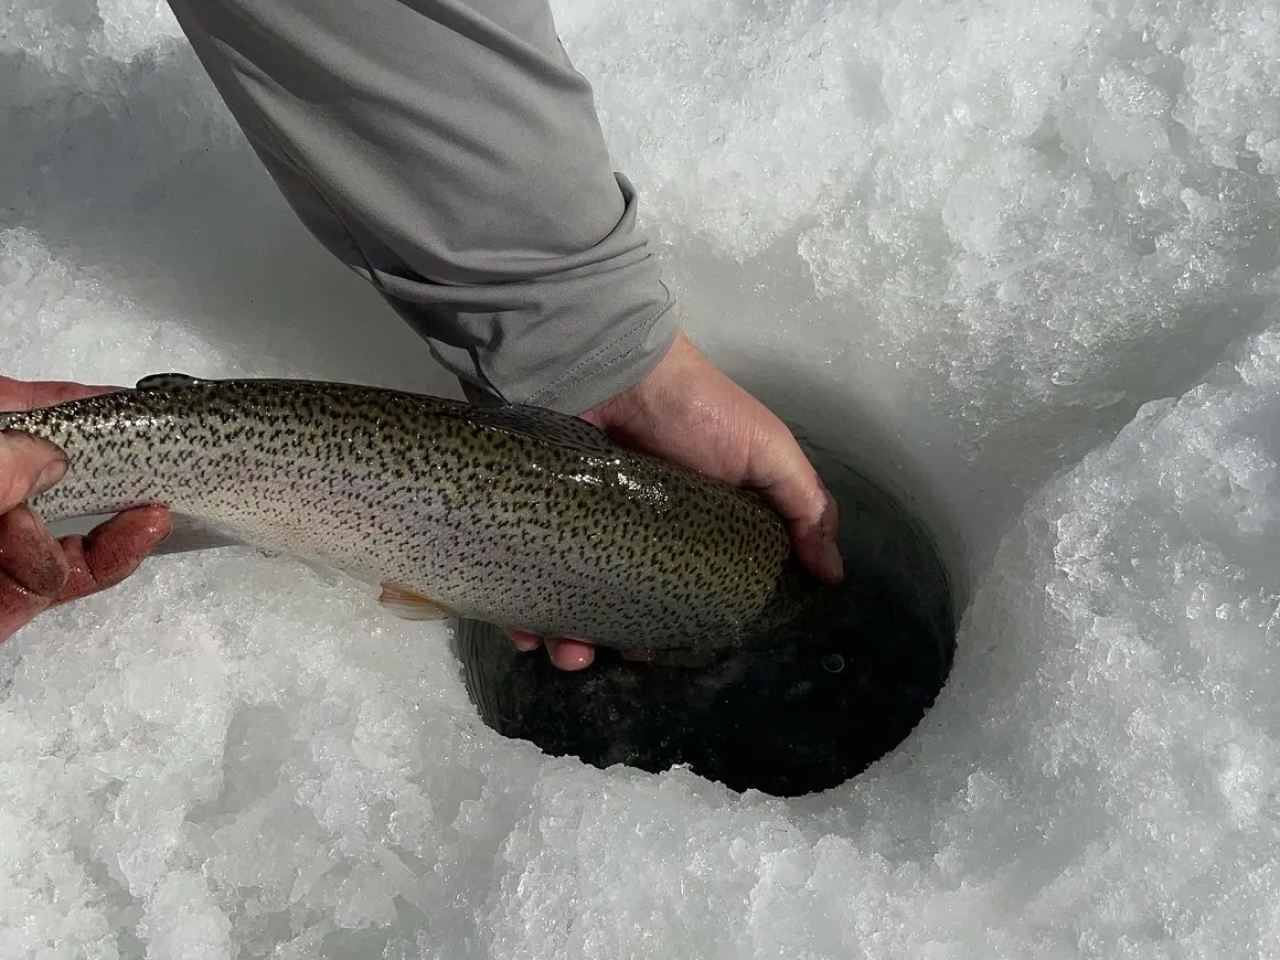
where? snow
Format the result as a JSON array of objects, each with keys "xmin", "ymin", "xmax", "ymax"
[{"xmin": 2, "ymin": 0, "xmax": 1279, "ymax": 956}]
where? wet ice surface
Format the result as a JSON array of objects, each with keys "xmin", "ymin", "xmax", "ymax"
[{"xmin": 2, "ymin": 0, "xmax": 1280, "ymax": 957}]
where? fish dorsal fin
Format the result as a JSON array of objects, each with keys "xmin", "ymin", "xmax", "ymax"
[
  {"xmin": 135, "ymin": 373, "xmax": 209, "ymax": 392},
  {"xmin": 458, "ymin": 404, "xmax": 618, "ymax": 454}
]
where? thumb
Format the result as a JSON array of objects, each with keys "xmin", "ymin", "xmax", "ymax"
[
  {"xmin": 0, "ymin": 432, "xmax": 67, "ymax": 512},
  {"xmin": 749, "ymin": 425, "xmax": 843, "ymax": 585}
]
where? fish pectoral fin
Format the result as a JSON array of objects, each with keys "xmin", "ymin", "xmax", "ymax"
[
  {"xmin": 378, "ymin": 583, "xmax": 454, "ymax": 621},
  {"xmin": 135, "ymin": 373, "xmax": 210, "ymax": 392}
]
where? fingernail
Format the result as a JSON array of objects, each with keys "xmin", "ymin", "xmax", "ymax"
[{"xmin": 32, "ymin": 457, "xmax": 67, "ymax": 497}]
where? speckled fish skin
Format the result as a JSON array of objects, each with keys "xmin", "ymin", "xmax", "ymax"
[{"xmin": 0, "ymin": 375, "xmax": 820, "ymax": 653}]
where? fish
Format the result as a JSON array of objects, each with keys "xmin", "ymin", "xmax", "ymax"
[{"xmin": 1, "ymin": 374, "xmax": 825, "ymax": 654}]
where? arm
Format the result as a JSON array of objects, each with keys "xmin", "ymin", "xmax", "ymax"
[
  {"xmin": 164, "ymin": 0, "xmax": 678, "ymax": 413},
  {"xmin": 166, "ymin": 0, "xmax": 844, "ymax": 670}
]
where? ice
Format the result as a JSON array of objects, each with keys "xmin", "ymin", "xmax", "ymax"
[{"xmin": 1, "ymin": 0, "xmax": 1279, "ymax": 957}]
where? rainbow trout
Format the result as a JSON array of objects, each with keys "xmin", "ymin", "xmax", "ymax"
[{"xmin": 1, "ymin": 374, "xmax": 820, "ymax": 653}]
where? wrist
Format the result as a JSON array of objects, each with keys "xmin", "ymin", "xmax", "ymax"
[{"xmin": 582, "ymin": 328, "xmax": 696, "ymax": 427}]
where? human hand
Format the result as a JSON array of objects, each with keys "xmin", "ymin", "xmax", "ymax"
[
  {"xmin": 507, "ymin": 330, "xmax": 843, "ymax": 670},
  {"xmin": 0, "ymin": 377, "xmax": 172, "ymax": 642}
]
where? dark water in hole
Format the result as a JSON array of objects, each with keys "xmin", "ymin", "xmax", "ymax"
[{"xmin": 450, "ymin": 436, "xmax": 956, "ymax": 797}]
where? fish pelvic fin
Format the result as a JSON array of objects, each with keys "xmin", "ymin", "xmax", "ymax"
[{"xmin": 379, "ymin": 582, "xmax": 454, "ymax": 621}]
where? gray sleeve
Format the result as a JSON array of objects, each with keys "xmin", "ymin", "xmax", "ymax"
[{"xmin": 164, "ymin": 0, "xmax": 679, "ymax": 414}]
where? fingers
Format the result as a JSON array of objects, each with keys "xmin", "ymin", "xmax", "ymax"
[
  {"xmin": 774, "ymin": 480, "xmax": 844, "ymax": 586},
  {"xmin": 0, "ymin": 374, "xmax": 114, "ymax": 514},
  {"xmin": 0, "ymin": 432, "xmax": 68, "ymax": 514},
  {"xmin": 504, "ymin": 628, "xmax": 596, "ymax": 671},
  {"xmin": 797, "ymin": 502, "xmax": 843, "ymax": 585},
  {"xmin": 0, "ymin": 504, "xmax": 70, "ymax": 598},
  {"xmin": 506, "ymin": 628, "xmax": 542, "ymax": 651},
  {"xmin": 0, "ymin": 376, "xmax": 120, "ymax": 412},
  {"xmin": 0, "ymin": 503, "xmax": 69, "ymax": 640},
  {"xmin": 0, "ymin": 407, "xmax": 76, "ymax": 640},
  {"xmin": 0, "ymin": 506, "xmax": 172, "ymax": 643},
  {"xmin": 507, "ymin": 629, "xmax": 646, "ymax": 669},
  {"xmin": 54, "ymin": 506, "xmax": 172, "ymax": 604},
  {"xmin": 545, "ymin": 638, "xmax": 594, "ymax": 670},
  {"xmin": 750, "ymin": 424, "xmax": 844, "ymax": 585}
]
